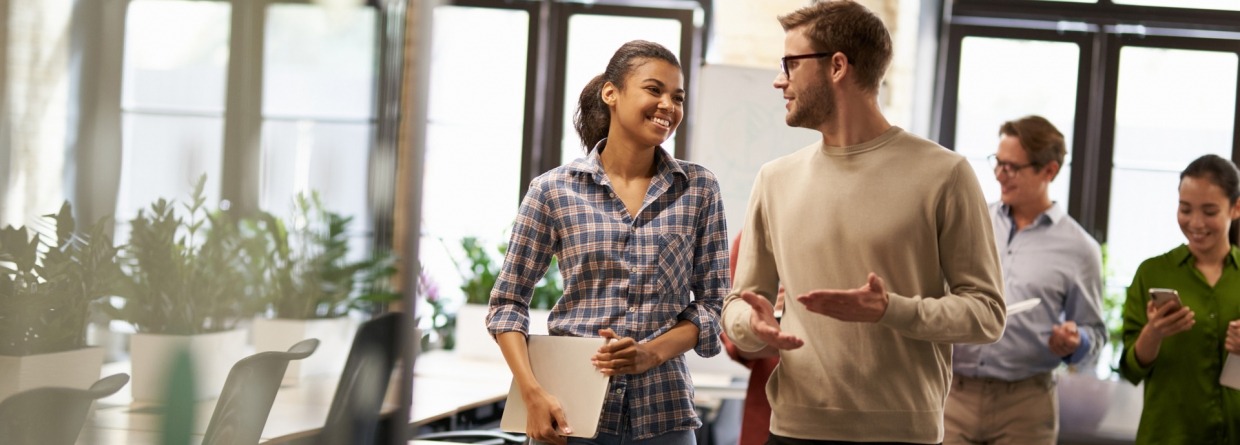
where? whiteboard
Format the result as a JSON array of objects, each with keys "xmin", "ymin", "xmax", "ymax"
[{"xmin": 687, "ymin": 64, "xmax": 820, "ymax": 240}]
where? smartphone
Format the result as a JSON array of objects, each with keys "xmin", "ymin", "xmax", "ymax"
[{"xmin": 1149, "ymin": 288, "xmax": 1182, "ymax": 309}]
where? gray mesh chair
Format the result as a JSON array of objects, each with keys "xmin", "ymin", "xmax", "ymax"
[
  {"xmin": 316, "ymin": 312, "xmax": 402, "ymax": 445},
  {"xmin": 0, "ymin": 373, "xmax": 130, "ymax": 445},
  {"xmin": 201, "ymin": 338, "xmax": 320, "ymax": 445}
]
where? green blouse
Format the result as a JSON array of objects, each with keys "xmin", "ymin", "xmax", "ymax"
[{"xmin": 1120, "ymin": 244, "xmax": 1240, "ymax": 444}]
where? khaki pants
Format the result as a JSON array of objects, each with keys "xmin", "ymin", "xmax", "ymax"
[{"xmin": 943, "ymin": 373, "xmax": 1057, "ymax": 445}]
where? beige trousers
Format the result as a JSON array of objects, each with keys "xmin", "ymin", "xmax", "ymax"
[{"xmin": 943, "ymin": 373, "xmax": 1057, "ymax": 445}]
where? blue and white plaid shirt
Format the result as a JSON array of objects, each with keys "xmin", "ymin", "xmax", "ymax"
[{"xmin": 487, "ymin": 141, "xmax": 729, "ymax": 439}]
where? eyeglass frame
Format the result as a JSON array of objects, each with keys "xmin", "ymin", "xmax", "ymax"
[
  {"xmin": 779, "ymin": 52, "xmax": 835, "ymax": 79},
  {"xmin": 986, "ymin": 154, "xmax": 1039, "ymax": 174}
]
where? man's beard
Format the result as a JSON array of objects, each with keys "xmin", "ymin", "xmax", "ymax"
[{"xmin": 786, "ymin": 80, "xmax": 835, "ymax": 129}]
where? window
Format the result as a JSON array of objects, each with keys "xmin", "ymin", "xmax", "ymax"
[
  {"xmin": 421, "ymin": 0, "xmax": 703, "ymax": 303},
  {"xmin": 114, "ymin": 0, "xmax": 390, "ymax": 258},
  {"xmin": 117, "ymin": 0, "xmax": 230, "ymax": 223},
  {"xmin": 1105, "ymin": 45, "xmax": 1238, "ymax": 285},
  {"xmin": 952, "ymin": 36, "xmax": 1080, "ymax": 205}
]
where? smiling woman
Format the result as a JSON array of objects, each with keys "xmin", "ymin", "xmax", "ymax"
[{"xmin": 487, "ymin": 40, "xmax": 729, "ymax": 445}]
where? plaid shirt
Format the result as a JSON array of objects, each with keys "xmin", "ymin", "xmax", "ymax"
[{"xmin": 487, "ymin": 142, "xmax": 729, "ymax": 439}]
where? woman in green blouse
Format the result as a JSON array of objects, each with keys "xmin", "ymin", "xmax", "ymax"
[{"xmin": 1121, "ymin": 154, "xmax": 1240, "ymax": 444}]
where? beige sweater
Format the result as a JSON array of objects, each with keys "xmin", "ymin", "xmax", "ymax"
[{"xmin": 722, "ymin": 127, "xmax": 1006, "ymax": 443}]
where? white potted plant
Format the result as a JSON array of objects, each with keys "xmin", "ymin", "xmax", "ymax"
[
  {"xmin": 105, "ymin": 176, "xmax": 258, "ymax": 402},
  {"xmin": 250, "ymin": 192, "xmax": 398, "ymax": 385},
  {"xmin": 0, "ymin": 202, "xmax": 123, "ymax": 402},
  {"xmin": 450, "ymin": 236, "xmax": 558, "ymax": 360}
]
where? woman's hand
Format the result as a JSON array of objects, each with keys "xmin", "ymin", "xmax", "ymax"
[
  {"xmin": 521, "ymin": 385, "xmax": 571, "ymax": 445},
  {"xmin": 1226, "ymin": 320, "xmax": 1240, "ymax": 355},
  {"xmin": 592, "ymin": 328, "xmax": 661, "ymax": 376},
  {"xmin": 1134, "ymin": 300, "xmax": 1195, "ymax": 366},
  {"xmin": 1143, "ymin": 299, "xmax": 1195, "ymax": 341}
]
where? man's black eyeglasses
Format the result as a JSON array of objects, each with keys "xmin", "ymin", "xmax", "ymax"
[
  {"xmin": 780, "ymin": 52, "xmax": 833, "ymax": 79},
  {"xmin": 987, "ymin": 154, "xmax": 1037, "ymax": 174}
]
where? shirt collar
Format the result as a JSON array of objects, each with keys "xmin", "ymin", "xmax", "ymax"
[
  {"xmin": 1173, "ymin": 244, "xmax": 1240, "ymax": 270},
  {"xmin": 565, "ymin": 138, "xmax": 685, "ymax": 181},
  {"xmin": 997, "ymin": 201, "xmax": 1065, "ymax": 227}
]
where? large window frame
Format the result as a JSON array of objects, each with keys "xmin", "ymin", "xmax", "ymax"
[
  {"xmin": 935, "ymin": 0, "xmax": 1240, "ymax": 242},
  {"xmin": 440, "ymin": 0, "xmax": 705, "ymax": 203},
  {"xmin": 70, "ymin": 0, "xmax": 406, "ymax": 252}
]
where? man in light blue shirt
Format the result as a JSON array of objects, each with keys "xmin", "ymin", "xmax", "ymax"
[{"xmin": 944, "ymin": 116, "xmax": 1106, "ymax": 445}]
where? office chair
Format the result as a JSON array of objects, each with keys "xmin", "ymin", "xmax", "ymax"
[
  {"xmin": 0, "ymin": 372, "xmax": 130, "ymax": 445},
  {"xmin": 413, "ymin": 430, "xmax": 527, "ymax": 444},
  {"xmin": 316, "ymin": 312, "xmax": 402, "ymax": 445},
  {"xmin": 201, "ymin": 338, "xmax": 320, "ymax": 445}
]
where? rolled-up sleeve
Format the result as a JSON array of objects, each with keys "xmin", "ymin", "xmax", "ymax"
[
  {"xmin": 487, "ymin": 178, "xmax": 558, "ymax": 337},
  {"xmin": 680, "ymin": 176, "xmax": 728, "ymax": 357}
]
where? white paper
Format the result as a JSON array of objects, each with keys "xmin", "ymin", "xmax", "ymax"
[
  {"xmin": 1005, "ymin": 299, "xmax": 1041, "ymax": 317},
  {"xmin": 1221, "ymin": 353, "xmax": 1240, "ymax": 390}
]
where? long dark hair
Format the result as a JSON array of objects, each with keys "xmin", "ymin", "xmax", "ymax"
[
  {"xmin": 1181, "ymin": 154, "xmax": 1240, "ymax": 246},
  {"xmin": 573, "ymin": 40, "xmax": 680, "ymax": 152}
]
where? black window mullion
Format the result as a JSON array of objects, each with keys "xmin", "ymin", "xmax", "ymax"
[
  {"xmin": 1069, "ymin": 30, "xmax": 1109, "ymax": 241},
  {"xmin": 220, "ymin": 0, "xmax": 267, "ymax": 217},
  {"xmin": 371, "ymin": 1, "xmax": 408, "ymax": 254},
  {"xmin": 931, "ymin": 25, "xmax": 965, "ymax": 148}
]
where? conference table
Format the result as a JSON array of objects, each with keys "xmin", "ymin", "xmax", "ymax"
[
  {"xmin": 75, "ymin": 348, "xmax": 747, "ymax": 444},
  {"xmin": 76, "ymin": 350, "xmax": 514, "ymax": 444}
]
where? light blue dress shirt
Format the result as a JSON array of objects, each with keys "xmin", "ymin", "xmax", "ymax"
[{"xmin": 953, "ymin": 202, "xmax": 1106, "ymax": 381}]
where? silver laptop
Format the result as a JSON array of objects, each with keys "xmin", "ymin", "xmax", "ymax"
[{"xmin": 499, "ymin": 335, "xmax": 610, "ymax": 439}]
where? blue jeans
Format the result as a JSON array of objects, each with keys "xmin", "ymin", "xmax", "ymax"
[{"xmin": 530, "ymin": 429, "xmax": 697, "ymax": 445}]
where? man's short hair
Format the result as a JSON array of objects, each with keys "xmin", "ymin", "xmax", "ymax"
[
  {"xmin": 778, "ymin": 0, "xmax": 893, "ymax": 93},
  {"xmin": 999, "ymin": 115, "xmax": 1067, "ymax": 174}
]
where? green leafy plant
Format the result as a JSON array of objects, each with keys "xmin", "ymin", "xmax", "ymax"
[
  {"xmin": 1100, "ymin": 243, "xmax": 1126, "ymax": 368},
  {"xmin": 0, "ymin": 202, "xmax": 123, "ymax": 356},
  {"xmin": 107, "ymin": 176, "xmax": 257, "ymax": 335},
  {"xmin": 254, "ymin": 192, "xmax": 399, "ymax": 319},
  {"xmin": 452, "ymin": 236, "xmax": 561, "ymax": 309}
]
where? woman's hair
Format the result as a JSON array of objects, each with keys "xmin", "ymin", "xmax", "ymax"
[
  {"xmin": 1181, "ymin": 154, "xmax": 1240, "ymax": 245},
  {"xmin": 573, "ymin": 40, "xmax": 680, "ymax": 152}
]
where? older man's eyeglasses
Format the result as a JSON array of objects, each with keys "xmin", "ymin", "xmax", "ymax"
[
  {"xmin": 987, "ymin": 154, "xmax": 1036, "ymax": 174},
  {"xmin": 779, "ymin": 52, "xmax": 833, "ymax": 79}
]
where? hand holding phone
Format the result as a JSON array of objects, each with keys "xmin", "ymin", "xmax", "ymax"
[{"xmin": 1149, "ymin": 288, "xmax": 1182, "ymax": 309}]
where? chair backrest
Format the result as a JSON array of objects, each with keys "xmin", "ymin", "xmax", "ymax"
[
  {"xmin": 0, "ymin": 373, "xmax": 130, "ymax": 445},
  {"xmin": 201, "ymin": 338, "xmax": 320, "ymax": 445},
  {"xmin": 317, "ymin": 312, "xmax": 402, "ymax": 445}
]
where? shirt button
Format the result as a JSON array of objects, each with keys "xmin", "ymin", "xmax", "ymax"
[
  {"xmin": 629, "ymin": 306, "xmax": 637, "ymax": 312},
  {"xmin": 609, "ymin": 192, "xmax": 616, "ymax": 198},
  {"xmin": 630, "ymin": 266, "xmax": 637, "ymax": 273},
  {"xmin": 615, "ymin": 388, "xmax": 623, "ymax": 395}
]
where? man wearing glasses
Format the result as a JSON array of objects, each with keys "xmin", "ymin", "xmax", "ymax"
[
  {"xmin": 722, "ymin": 1, "xmax": 1006, "ymax": 444},
  {"xmin": 945, "ymin": 116, "xmax": 1106, "ymax": 445}
]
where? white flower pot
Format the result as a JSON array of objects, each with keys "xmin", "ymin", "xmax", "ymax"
[
  {"xmin": 129, "ymin": 329, "xmax": 247, "ymax": 402},
  {"xmin": 252, "ymin": 316, "xmax": 355, "ymax": 386},
  {"xmin": 0, "ymin": 347, "xmax": 105, "ymax": 403},
  {"xmin": 455, "ymin": 303, "xmax": 550, "ymax": 361}
]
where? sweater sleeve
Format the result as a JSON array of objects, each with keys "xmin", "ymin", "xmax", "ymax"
[
  {"xmin": 722, "ymin": 166, "xmax": 783, "ymax": 353},
  {"xmin": 877, "ymin": 159, "xmax": 1007, "ymax": 344}
]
